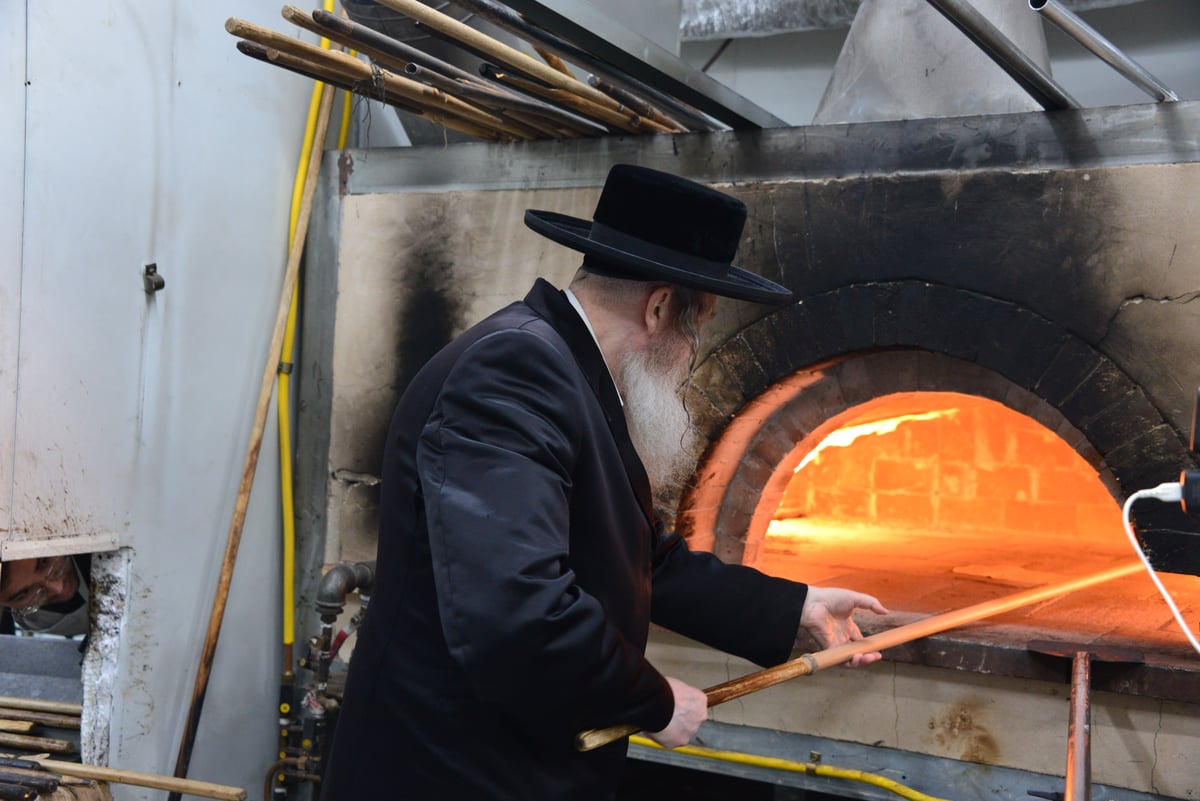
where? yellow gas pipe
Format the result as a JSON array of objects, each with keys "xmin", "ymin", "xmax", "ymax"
[
  {"xmin": 629, "ymin": 735, "xmax": 954, "ymax": 801},
  {"xmin": 273, "ymin": 3, "xmax": 353, "ymax": 796}
]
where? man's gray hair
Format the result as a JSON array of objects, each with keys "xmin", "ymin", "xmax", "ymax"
[{"xmin": 569, "ymin": 265, "xmax": 706, "ymax": 352}]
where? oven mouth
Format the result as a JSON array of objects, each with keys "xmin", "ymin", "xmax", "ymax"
[{"xmin": 677, "ymin": 350, "xmax": 1200, "ymax": 703}]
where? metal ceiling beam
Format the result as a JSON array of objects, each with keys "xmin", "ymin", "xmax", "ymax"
[{"xmin": 500, "ymin": 0, "xmax": 790, "ymax": 130}]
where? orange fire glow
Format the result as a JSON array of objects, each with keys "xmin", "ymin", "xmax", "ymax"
[{"xmin": 758, "ymin": 393, "xmax": 1199, "ymax": 650}]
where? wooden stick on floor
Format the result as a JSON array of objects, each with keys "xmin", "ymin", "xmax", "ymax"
[
  {"xmin": 576, "ymin": 560, "xmax": 1146, "ymax": 751},
  {"xmin": 0, "ymin": 733, "xmax": 73, "ymax": 755},
  {"xmin": 0, "ymin": 709, "xmax": 79, "ymax": 730},
  {"xmin": 29, "ymin": 758, "xmax": 246, "ymax": 801},
  {"xmin": 0, "ymin": 699, "xmax": 81, "ymax": 717}
]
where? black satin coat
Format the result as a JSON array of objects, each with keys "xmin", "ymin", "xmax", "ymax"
[{"xmin": 320, "ymin": 279, "xmax": 808, "ymax": 801}]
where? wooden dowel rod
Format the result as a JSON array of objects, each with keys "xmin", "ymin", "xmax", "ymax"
[
  {"xmin": 0, "ymin": 724, "xmax": 32, "ymax": 735},
  {"xmin": 32, "ymin": 758, "xmax": 246, "ymax": 801},
  {"xmin": 261, "ymin": 46, "xmax": 526, "ymax": 140},
  {"xmin": 228, "ymin": 18, "xmax": 534, "ymax": 141},
  {"xmin": 403, "ymin": 64, "xmax": 585, "ymax": 138},
  {"xmin": 311, "ymin": 8, "xmax": 483, "ymax": 88},
  {"xmin": 453, "ymin": 0, "xmax": 710, "ymax": 131},
  {"xmin": 0, "ymin": 733, "xmax": 72, "ymax": 754},
  {"xmin": 576, "ymin": 560, "xmax": 1145, "ymax": 751},
  {"xmin": 484, "ymin": 65, "xmax": 671, "ymax": 135},
  {"xmin": 0, "ymin": 698, "xmax": 80, "ymax": 717},
  {"xmin": 371, "ymin": 0, "xmax": 625, "ymax": 115},
  {"xmin": 297, "ymin": 8, "xmax": 568, "ymax": 139},
  {"xmin": 237, "ymin": 41, "xmax": 506, "ymax": 142},
  {"xmin": 586, "ymin": 74, "xmax": 688, "ymax": 133},
  {"xmin": 282, "ymin": 5, "xmax": 411, "ymax": 76},
  {"xmin": 0, "ymin": 709, "xmax": 80, "ymax": 730}
]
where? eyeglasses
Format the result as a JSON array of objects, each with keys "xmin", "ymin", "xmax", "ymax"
[{"xmin": 2, "ymin": 556, "xmax": 71, "ymax": 616}]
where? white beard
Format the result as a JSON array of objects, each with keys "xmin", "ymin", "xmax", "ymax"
[{"xmin": 620, "ymin": 338, "xmax": 697, "ymax": 490}]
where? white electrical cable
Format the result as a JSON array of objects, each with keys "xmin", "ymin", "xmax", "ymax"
[{"xmin": 1122, "ymin": 483, "xmax": 1200, "ymax": 656}]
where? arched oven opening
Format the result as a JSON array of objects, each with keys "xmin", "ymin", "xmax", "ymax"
[{"xmin": 678, "ymin": 344, "xmax": 1200, "ymax": 701}]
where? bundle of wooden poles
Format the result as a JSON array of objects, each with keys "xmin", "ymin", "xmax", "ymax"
[
  {"xmin": 0, "ymin": 696, "xmax": 80, "ymax": 760},
  {"xmin": 0, "ymin": 696, "xmax": 246, "ymax": 801},
  {"xmin": 227, "ymin": 0, "xmax": 716, "ymax": 143}
]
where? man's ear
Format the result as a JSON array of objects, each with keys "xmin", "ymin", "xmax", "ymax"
[{"xmin": 643, "ymin": 285, "xmax": 675, "ymax": 335}]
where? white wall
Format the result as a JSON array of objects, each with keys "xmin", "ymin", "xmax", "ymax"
[
  {"xmin": 3, "ymin": 1, "xmax": 320, "ymax": 796},
  {"xmin": 680, "ymin": 0, "xmax": 1200, "ymax": 125}
]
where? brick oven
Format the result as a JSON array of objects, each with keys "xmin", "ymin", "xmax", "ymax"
[{"xmin": 297, "ymin": 99, "xmax": 1200, "ymax": 799}]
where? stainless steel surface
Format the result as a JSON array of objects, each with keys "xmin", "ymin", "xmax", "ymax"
[
  {"xmin": 680, "ymin": 0, "xmax": 1148, "ymax": 40},
  {"xmin": 1032, "ymin": 0, "xmax": 1179, "ymax": 102},
  {"xmin": 336, "ymin": 101, "xmax": 1200, "ymax": 196},
  {"xmin": 924, "ymin": 0, "xmax": 1078, "ymax": 110},
  {"xmin": 500, "ymin": 0, "xmax": 788, "ymax": 129},
  {"xmin": 813, "ymin": 0, "xmax": 1055, "ymax": 124}
]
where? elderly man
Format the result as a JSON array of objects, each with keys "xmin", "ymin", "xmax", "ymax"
[
  {"xmin": 321, "ymin": 164, "xmax": 886, "ymax": 801},
  {"xmin": 0, "ymin": 554, "xmax": 91, "ymax": 637}
]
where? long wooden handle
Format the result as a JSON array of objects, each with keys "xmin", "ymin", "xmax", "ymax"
[
  {"xmin": 30, "ymin": 758, "xmax": 245, "ymax": 801},
  {"xmin": 575, "ymin": 560, "xmax": 1144, "ymax": 751}
]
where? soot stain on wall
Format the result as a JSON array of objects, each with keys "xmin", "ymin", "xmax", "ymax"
[
  {"xmin": 395, "ymin": 200, "xmax": 467, "ymax": 392},
  {"xmin": 350, "ymin": 196, "xmax": 468, "ymax": 476}
]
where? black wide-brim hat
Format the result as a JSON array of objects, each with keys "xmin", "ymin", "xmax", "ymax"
[{"xmin": 525, "ymin": 164, "xmax": 794, "ymax": 305}]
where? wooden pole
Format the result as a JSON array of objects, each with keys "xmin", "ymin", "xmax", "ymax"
[
  {"xmin": 370, "ymin": 0, "xmax": 632, "ymax": 117},
  {"xmin": 0, "ymin": 698, "xmax": 80, "ymax": 717},
  {"xmin": 0, "ymin": 733, "xmax": 72, "ymax": 755},
  {"xmin": 31, "ymin": 758, "xmax": 246, "ymax": 801},
  {"xmin": 575, "ymin": 560, "xmax": 1145, "ymax": 751},
  {"xmin": 228, "ymin": 18, "xmax": 536, "ymax": 141},
  {"xmin": 0, "ymin": 709, "xmax": 80, "ymax": 730},
  {"xmin": 236, "ymin": 41, "xmax": 505, "ymax": 142},
  {"xmin": 167, "ymin": 61, "xmax": 337, "ymax": 798},
  {"xmin": 483, "ymin": 65, "xmax": 673, "ymax": 134}
]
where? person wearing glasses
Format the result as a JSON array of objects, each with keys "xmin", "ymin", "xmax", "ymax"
[{"xmin": 0, "ymin": 554, "xmax": 91, "ymax": 637}]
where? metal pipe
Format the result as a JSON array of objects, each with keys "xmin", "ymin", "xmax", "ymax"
[
  {"xmin": 924, "ymin": 0, "xmax": 1079, "ymax": 111},
  {"xmin": 1064, "ymin": 650, "xmax": 1092, "ymax": 801},
  {"xmin": 404, "ymin": 62, "xmax": 605, "ymax": 137},
  {"xmin": 1030, "ymin": 0, "xmax": 1178, "ymax": 102},
  {"xmin": 315, "ymin": 561, "xmax": 374, "ymax": 621}
]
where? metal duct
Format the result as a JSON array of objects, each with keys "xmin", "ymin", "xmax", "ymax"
[
  {"xmin": 681, "ymin": 0, "xmax": 1147, "ymax": 40},
  {"xmin": 812, "ymin": 0, "xmax": 1057, "ymax": 124}
]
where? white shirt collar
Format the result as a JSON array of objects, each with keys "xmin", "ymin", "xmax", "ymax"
[{"xmin": 564, "ymin": 288, "xmax": 623, "ymax": 405}]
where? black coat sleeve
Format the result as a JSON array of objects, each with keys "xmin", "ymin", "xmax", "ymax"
[
  {"xmin": 650, "ymin": 529, "xmax": 808, "ymax": 668},
  {"xmin": 417, "ymin": 328, "xmax": 673, "ymax": 738}
]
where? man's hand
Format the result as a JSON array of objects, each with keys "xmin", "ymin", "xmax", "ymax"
[
  {"xmin": 798, "ymin": 586, "xmax": 889, "ymax": 666},
  {"xmin": 646, "ymin": 676, "xmax": 707, "ymax": 748}
]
